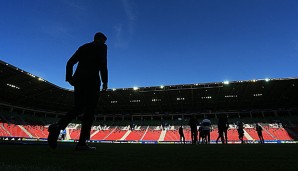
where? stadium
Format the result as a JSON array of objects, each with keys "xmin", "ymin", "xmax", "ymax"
[
  {"xmin": 1, "ymin": 60, "xmax": 298, "ymax": 170},
  {"xmin": 1, "ymin": 59, "xmax": 298, "ymax": 143}
]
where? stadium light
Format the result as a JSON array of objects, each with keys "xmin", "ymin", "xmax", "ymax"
[
  {"xmin": 223, "ymin": 81, "xmax": 229, "ymax": 85},
  {"xmin": 27, "ymin": 73, "xmax": 36, "ymax": 78},
  {"xmin": 7, "ymin": 83, "xmax": 20, "ymax": 90},
  {"xmin": 38, "ymin": 77, "xmax": 44, "ymax": 82}
]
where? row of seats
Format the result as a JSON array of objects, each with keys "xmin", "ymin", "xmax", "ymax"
[
  {"xmin": 1, "ymin": 123, "xmax": 28, "ymax": 137},
  {"xmin": 0, "ymin": 122, "xmax": 296, "ymax": 141},
  {"xmin": 23, "ymin": 125, "xmax": 48, "ymax": 138},
  {"xmin": 88, "ymin": 126, "xmax": 295, "ymax": 141}
]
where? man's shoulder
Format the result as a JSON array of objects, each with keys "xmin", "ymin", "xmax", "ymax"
[
  {"xmin": 80, "ymin": 42, "xmax": 93, "ymax": 48},
  {"xmin": 78, "ymin": 42, "xmax": 107, "ymax": 51}
]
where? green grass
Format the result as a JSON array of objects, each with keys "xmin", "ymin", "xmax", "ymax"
[{"xmin": 0, "ymin": 142, "xmax": 298, "ymax": 171}]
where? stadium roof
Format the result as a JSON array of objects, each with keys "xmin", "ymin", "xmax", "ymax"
[{"xmin": 1, "ymin": 60, "xmax": 298, "ymax": 115}]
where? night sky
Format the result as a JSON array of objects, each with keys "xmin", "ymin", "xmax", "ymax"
[{"xmin": 1, "ymin": 0, "xmax": 298, "ymax": 89}]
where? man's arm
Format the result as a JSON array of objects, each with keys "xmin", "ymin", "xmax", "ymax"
[
  {"xmin": 100, "ymin": 44, "xmax": 108, "ymax": 91},
  {"xmin": 66, "ymin": 48, "xmax": 81, "ymax": 86}
]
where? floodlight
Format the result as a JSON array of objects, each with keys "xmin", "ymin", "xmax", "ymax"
[
  {"xmin": 133, "ymin": 87, "xmax": 139, "ymax": 90},
  {"xmin": 223, "ymin": 81, "xmax": 229, "ymax": 85},
  {"xmin": 38, "ymin": 77, "xmax": 44, "ymax": 81}
]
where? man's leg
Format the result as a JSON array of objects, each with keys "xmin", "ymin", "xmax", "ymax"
[
  {"xmin": 207, "ymin": 131, "xmax": 210, "ymax": 144},
  {"xmin": 194, "ymin": 132, "xmax": 198, "ymax": 144},
  {"xmin": 224, "ymin": 129, "xmax": 228, "ymax": 144},
  {"xmin": 78, "ymin": 110, "xmax": 94, "ymax": 145},
  {"xmin": 58, "ymin": 108, "xmax": 82, "ymax": 129},
  {"xmin": 76, "ymin": 85, "xmax": 99, "ymax": 150},
  {"xmin": 48, "ymin": 85, "xmax": 83, "ymax": 149},
  {"xmin": 192, "ymin": 131, "xmax": 195, "ymax": 144},
  {"xmin": 58, "ymin": 84, "xmax": 84, "ymax": 130},
  {"xmin": 219, "ymin": 131, "xmax": 223, "ymax": 144},
  {"xmin": 48, "ymin": 108, "xmax": 81, "ymax": 149},
  {"xmin": 215, "ymin": 130, "xmax": 221, "ymax": 144},
  {"xmin": 240, "ymin": 134, "xmax": 244, "ymax": 144}
]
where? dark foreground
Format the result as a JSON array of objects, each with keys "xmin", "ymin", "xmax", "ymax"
[{"xmin": 0, "ymin": 142, "xmax": 297, "ymax": 171}]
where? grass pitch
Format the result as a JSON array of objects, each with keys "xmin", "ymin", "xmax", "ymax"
[{"xmin": 0, "ymin": 142, "xmax": 298, "ymax": 171}]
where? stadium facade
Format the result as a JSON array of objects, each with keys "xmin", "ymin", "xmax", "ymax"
[
  {"xmin": 1, "ymin": 60, "xmax": 298, "ymax": 143},
  {"xmin": 1, "ymin": 60, "xmax": 298, "ymax": 121}
]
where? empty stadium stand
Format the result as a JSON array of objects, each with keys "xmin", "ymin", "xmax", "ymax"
[
  {"xmin": 141, "ymin": 128, "xmax": 162, "ymax": 141},
  {"xmin": 1, "ymin": 60, "xmax": 298, "ymax": 143}
]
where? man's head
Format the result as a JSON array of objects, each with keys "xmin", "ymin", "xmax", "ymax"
[{"xmin": 94, "ymin": 32, "xmax": 107, "ymax": 43}]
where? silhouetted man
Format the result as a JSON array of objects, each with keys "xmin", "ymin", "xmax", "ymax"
[
  {"xmin": 256, "ymin": 123, "xmax": 264, "ymax": 144},
  {"xmin": 201, "ymin": 117, "xmax": 211, "ymax": 144},
  {"xmin": 48, "ymin": 32, "xmax": 108, "ymax": 150},
  {"xmin": 237, "ymin": 121, "xmax": 244, "ymax": 144},
  {"xmin": 216, "ymin": 115, "xmax": 229, "ymax": 144},
  {"xmin": 178, "ymin": 125, "xmax": 185, "ymax": 144},
  {"xmin": 198, "ymin": 124, "xmax": 205, "ymax": 144},
  {"xmin": 188, "ymin": 115, "xmax": 198, "ymax": 144}
]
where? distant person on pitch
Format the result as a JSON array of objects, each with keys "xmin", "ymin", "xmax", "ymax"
[
  {"xmin": 256, "ymin": 123, "xmax": 264, "ymax": 144},
  {"xmin": 236, "ymin": 121, "xmax": 245, "ymax": 144},
  {"xmin": 198, "ymin": 124, "xmax": 205, "ymax": 144},
  {"xmin": 48, "ymin": 32, "xmax": 108, "ymax": 151},
  {"xmin": 216, "ymin": 115, "xmax": 229, "ymax": 144},
  {"xmin": 179, "ymin": 125, "xmax": 185, "ymax": 144},
  {"xmin": 201, "ymin": 116, "xmax": 211, "ymax": 144},
  {"xmin": 188, "ymin": 115, "xmax": 198, "ymax": 144}
]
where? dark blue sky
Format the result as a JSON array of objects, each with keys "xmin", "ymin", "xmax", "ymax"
[{"xmin": 1, "ymin": 0, "xmax": 298, "ymax": 89}]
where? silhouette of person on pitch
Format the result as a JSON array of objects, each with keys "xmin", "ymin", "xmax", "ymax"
[
  {"xmin": 179, "ymin": 125, "xmax": 185, "ymax": 144},
  {"xmin": 256, "ymin": 123, "xmax": 264, "ymax": 144},
  {"xmin": 188, "ymin": 115, "xmax": 198, "ymax": 144},
  {"xmin": 201, "ymin": 116, "xmax": 211, "ymax": 144},
  {"xmin": 198, "ymin": 124, "xmax": 205, "ymax": 144},
  {"xmin": 237, "ymin": 120, "xmax": 244, "ymax": 144},
  {"xmin": 48, "ymin": 32, "xmax": 108, "ymax": 150},
  {"xmin": 216, "ymin": 115, "xmax": 229, "ymax": 144}
]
